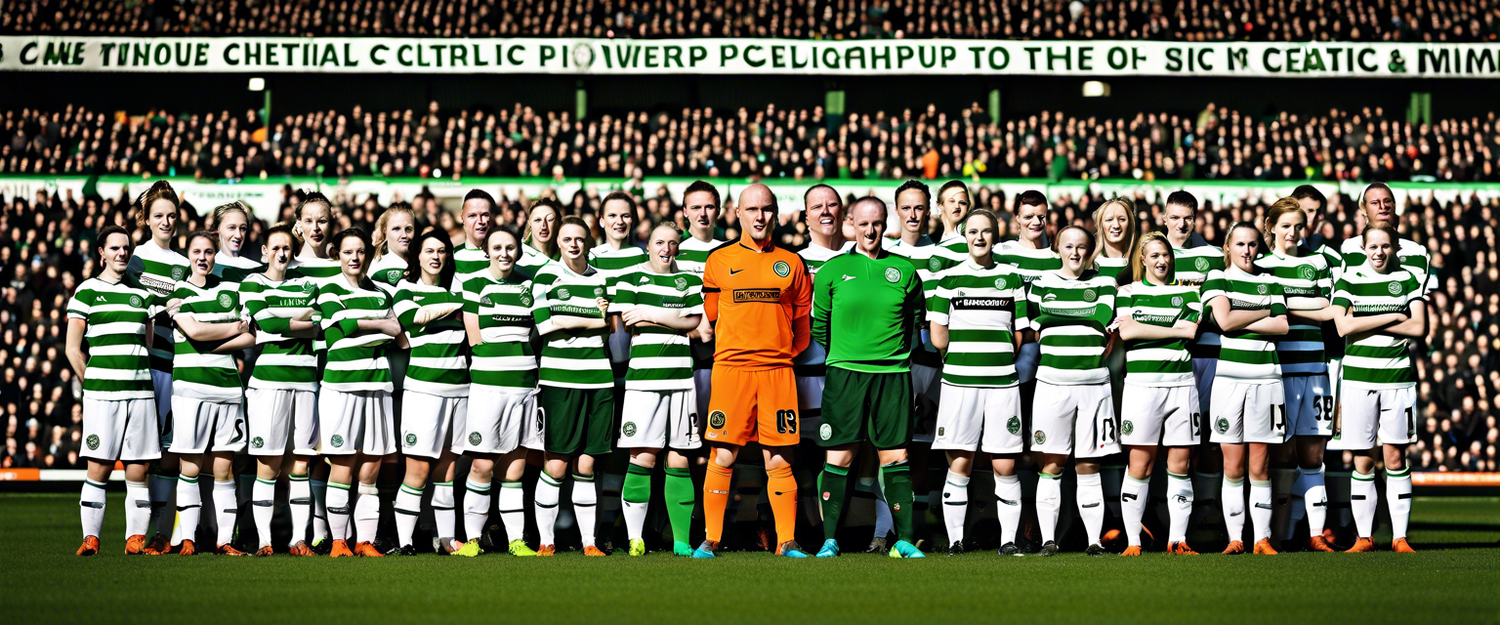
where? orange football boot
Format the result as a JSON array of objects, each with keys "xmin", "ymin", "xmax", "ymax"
[
  {"xmin": 536, "ymin": 544, "xmax": 556, "ymax": 557},
  {"xmin": 1344, "ymin": 537, "xmax": 1375, "ymax": 553},
  {"xmin": 1169, "ymin": 541, "xmax": 1199, "ymax": 555},
  {"xmin": 1221, "ymin": 540, "xmax": 1245, "ymax": 555},
  {"xmin": 583, "ymin": 545, "xmax": 607, "ymax": 556},
  {"xmin": 178, "ymin": 540, "xmax": 196, "ymax": 556},
  {"xmin": 76, "ymin": 536, "xmax": 101, "ymax": 556},
  {"xmin": 329, "ymin": 540, "xmax": 355, "ymax": 558},
  {"xmin": 1392, "ymin": 538, "xmax": 1416, "ymax": 553},
  {"xmin": 353, "ymin": 542, "xmax": 384, "ymax": 557},
  {"xmin": 216, "ymin": 543, "xmax": 248, "ymax": 556},
  {"xmin": 288, "ymin": 541, "xmax": 315, "ymax": 557},
  {"xmin": 144, "ymin": 533, "xmax": 170, "ymax": 555},
  {"xmin": 1308, "ymin": 535, "xmax": 1336, "ymax": 552},
  {"xmin": 125, "ymin": 534, "xmax": 147, "ymax": 555},
  {"xmin": 1121, "ymin": 545, "xmax": 1142, "ymax": 557},
  {"xmin": 1252, "ymin": 539, "xmax": 1278, "ymax": 555},
  {"xmin": 254, "ymin": 546, "xmax": 275, "ymax": 557}
]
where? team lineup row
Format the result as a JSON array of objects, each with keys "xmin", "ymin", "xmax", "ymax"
[{"xmin": 66, "ymin": 177, "xmax": 1427, "ymax": 559}]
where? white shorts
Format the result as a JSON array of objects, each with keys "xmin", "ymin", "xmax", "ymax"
[
  {"xmin": 246, "ymin": 388, "xmax": 318, "ymax": 456},
  {"xmin": 1209, "ymin": 378, "xmax": 1286, "ymax": 445},
  {"xmin": 81, "ymin": 397, "xmax": 161, "ymax": 463},
  {"xmin": 401, "ymin": 390, "xmax": 468, "ymax": 459},
  {"xmin": 1030, "ymin": 380, "xmax": 1120, "ymax": 458},
  {"xmin": 1284, "ymin": 374, "xmax": 1334, "ymax": 437},
  {"xmin": 1120, "ymin": 383, "xmax": 1201, "ymax": 447},
  {"xmin": 910, "ymin": 364, "xmax": 940, "ymax": 443},
  {"xmin": 464, "ymin": 386, "xmax": 538, "ymax": 455},
  {"xmin": 795, "ymin": 374, "xmax": 825, "ymax": 433},
  {"xmin": 151, "ymin": 369, "xmax": 174, "ymax": 447},
  {"xmin": 169, "ymin": 395, "xmax": 247, "ymax": 455},
  {"xmin": 318, "ymin": 389, "xmax": 396, "ymax": 456},
  {"xmin": 931, "ymin": 383, "xmax": 1023, "ymax": 454},
  {"xmin": 618, "ymin": 388, "xmax": 702, "ymax": 451},
  {"xmin": 1331, "ymin": 385, "xmax": 1417, "ymax": 450}
]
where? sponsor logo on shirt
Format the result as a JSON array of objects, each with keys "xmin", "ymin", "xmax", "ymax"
[{"xmin": 732, "ymin": 289, "xmax": 781, "ymax": 303}]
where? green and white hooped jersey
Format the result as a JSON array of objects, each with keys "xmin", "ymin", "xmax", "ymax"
[
  {"xmin": 1201, "ymin": 266, "xmax": 1287, "ymax": 382},
  {"xmin": 368, "ymin": 253, "xmax": 408, "ymax": 297},
  {"xmin": 240, "ymin": 273, "xmax": 318, "ymax": 392},
  {"xmin": 1094, "ymin": 255, "xmax": 1130, "ymax": 284},
  {"xmin": 927, "ymin": 260, "xmax": 1027, "ymax": 388},
  {"xmin": 937, "ymin": 231, "xmax": 968, "ymax": 258},
  {"xmin": 592, "ymin": 244, "xmax": 649, "ymax": 368},
  {"xmin": 170, "ymin": 276, "xmax": 245, "ymax": 402},
  {"xmin": 1255, "ymin": 251, "xmax": 1332, "ymax": 375},
  {"xmin": 289, "ymin": 253, "xmax": 342, "ymax": 352},
  {"xmin": 212, "ymin": 252, "xmax": 263, "ymax": 285},
  {"xmin": 452, "ymin": 243, "xmax": 492, "ymax": 296},
  {"xmin": 531, "ymin": 263, "xmax": 613, "ymax": 389},
  {"xmin": 394, "ymin": 281, "xmax": 470, "ymax": 397},
  {"xmin": 997, "ymin": 240, "xmax": 1061, "ymax": 286},
  {"xmin": 1308, "ymin": 240, "xmax": 1347, "ymax": 360},
  {"xmin": 1172, "ymin": 243, "xmax": 1225, "ymax": 357},
  {"xmin": 317, "ymin": 276, "xmax": 396, "ymax": 393},
  {"xmin": 793, "ymin": 242, "xmax": 853, "ymax": 380},
  {"xmin": 67, "ymin": 277, "xmax": 160, "ymax": 401},
  {"xmin": 614, "ymin": 269, "xmax": 705, "ymax": 391},
  {"xmin": 1115, "ymin": 281, "xmax": 1202, "ymax": 387},
  {"xmin": 677, "ymin": 236, "xmax": 725, "ymax": 274},
  {"xmin": 126, "ymin": 239, "xmax": 188, "ymax": 373},
  {"xmin": 1333, "ymin": 265, "xmax": 1424, "ymax": 389},
  {"xmin": 462, "ymin": 270, "xmax": 539, "ymax": 392},
  {"xmin": 1026, "ymin": 270, "xmax": 1117, "ymax": 386},
  {"xmin": 885, "ymin": 236, "xmax": 951, "ymax": 368},
  {"xmin": 517, "ymin": 244, "xmax": 553, "ymax": 274},
  {"xmin": 1339, "ymin": 235, "xmax": 1433, "ymax": 295}
]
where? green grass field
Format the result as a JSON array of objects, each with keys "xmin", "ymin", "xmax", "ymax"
[{"xmin": 5, "ymin": 493, "xmax": 1497, "ymax": 625}]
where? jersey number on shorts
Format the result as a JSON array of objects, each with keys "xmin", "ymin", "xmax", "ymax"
[
  {"xmin": 1191, "ymin": 412, "xmax": 1202, "ymax": 438},
  {"xmin": 230, "ymin": 417, "xmax": 245, "ymax": 444},
  {"xmin": 1404, "ymin": 406, "xmax": 1414, "ymax": 435},
  {"xmin": 686, "ymin": 412, "xmax": 700, "ymax": 442},
  {"xmin": 1272, "ymin": 404, "xmax": 1286, "ymax": 435},
  {"xmin": 776, "ymin": 409, "xmax": 798, "ymax": 434},
  {"xmin": 1313, "ymin": 396, "xmax": 1335, "ymax": 424},
  {"xmin": 1094, "ymin": 415, "xmax": 1118, "ymax": 449}
]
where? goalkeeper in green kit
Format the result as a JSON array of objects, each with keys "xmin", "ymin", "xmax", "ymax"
[{"xmin": 811, "ymin": 197, "xmax": 927, "ymax": 559}]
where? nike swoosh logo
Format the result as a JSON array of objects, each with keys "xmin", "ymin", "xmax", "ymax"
[
  {"xmin": 842, "ymin": 275, "xmax": 856, "ymax": 281},
  {"xmin": 730, "ymin": 268, "xmax": 745, "ymax": 275}
]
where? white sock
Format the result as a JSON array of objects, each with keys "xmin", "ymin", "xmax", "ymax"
[
  {"xmin": 288, "ymin": 474, "xmax": 311, "ymax": 544},
  {"xmin": 1036, "ymin": 472, "xmax": 1062, "ymax": 544},
  {"xmin": 572, "ymin": 474, "xmax": 598, "ymax": 548},
  {"xmin": 1166, "ymin": 472, "xmax": 1194, "ymax": 544},
  {"xmin": 535, "ymin": 473, "xmax": 561, "ymax": 546},
  {"xmin": 126, "ymin": 479, "xmax": 152, "ymax": 538},
  {"xmin": 498, "ymin": 482, "xmax": 525, "ymax": 544},
  {"xmin": 463, "ymin": 479, "xmax": 492, "ymax": 543},
  {"xmin": 1221, "ymin": 476, "xmax": 1245, "ymax": 544},
  {"xmin": 80, "ymin": 479, "xmax": 107, "ymax": 539},
  {"xmin": 251, "ymin": 478, "xmax": 276, "ymax": 549},
  {"xmin": 1121, "ymin": 474, "xmax": 1150, "ymax": 547},
  {"xmin": 941, "ymin": 470, "xmax": 970, "ymax": 545},
  {"xmin": 310, "ymin": 478, "xmax": 330, "ymax": 542},
  {"xmin": 1301, "ymin": 465, "xmax": 1328, "ymax": 537},
  {"xmin": 354, "ymin": 483, "xmax": 381, "ymax": 544},
  {"xmin": 326, "ymin": 482, "xmax": 352, "ymax": 542},
  {"xmin": 213, "ymin": 479, "xmax": 238, "ymax": 547},
  {"xmin": 175, "ymin": 475, "xmax": 202, "ymax": 545},
  {"xmin": 1076, "ymin": 472, "xmax": 1105, "ymax": 546},
  {"xmin": 431, "ymin": 482, "xmax": 456, "ymax": 544},
  {"xmin": 1350, "ymin": 470, "xmax": 1377, "ymax": 539},
  {"xmin": 994, "ymin": 474, "xmax": 1022, "ymax": 545},
  {"xmin": 149, "ymin": 473, "xmax": 175, "ymax": 537},
  {"xmin": 395, "ymin": 484, "xmax": 425, "ymax": 548},
  {"xmin": 1249, "ymin": 480, "xmax": 1273, "ymax": 543},
  {"xmin": 1386, "ymin": 468, "xmax": 1412, "ymax": 540}
]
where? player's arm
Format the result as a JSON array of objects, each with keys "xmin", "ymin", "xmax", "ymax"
[
  {"xmin": 65, "ymin": 317, "xmax": 88, "ymax": 380},
  {"xmin": 1383, "ymin": 298, "xmax": 1427, "ymax": 338},
  {"xmin": 1243, "ymin": 294, "xmax": 1289, "ymax": 335},
  {"xmin": 1204, "ymin": 295, "xmax": 1269, "ymax": 331},
  {"xmin": 461, "ymin": 281, "xmax": 483, "ymax": 346},
  {"xmin": 791, "ymin": 259, "xmax": 812, "ymax": 357},
  {"xmin": 174, "ymin": 311, "xmax": 248, "ymax": 342},
  {"xmin": 927, "ymin": 279, "xmax": 951, "ymax": 353},
  {"xmin": 212, "ymin": 331, "xmax": 257, "ymax": 353},
  {"xmin": 810, "ymin": 261, "xmax": 832, "ymax": 350},
  {"xmin": 1288, "ymin": 298, "xmax": 1337, "ymax": 324}
]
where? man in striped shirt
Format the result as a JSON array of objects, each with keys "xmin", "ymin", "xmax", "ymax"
[
  {"xmin": 677, "ymin": 181, "xmax": 725, "ymax": 424},
  {"xmin": 999, "ymin": 190, "xmax": 1060, "ymax": 431},
  {"xmin": 452, "ymin": 189, "xmax": 496, "ymax": 292}
]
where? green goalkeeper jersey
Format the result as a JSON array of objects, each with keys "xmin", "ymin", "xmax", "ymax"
[{"xmin": 812, "ymin": 250, "xmax": 925, "ymax": 374}]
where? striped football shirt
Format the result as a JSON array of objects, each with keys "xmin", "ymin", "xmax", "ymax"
[
  {"xmin": 452, "ymin": 242, "xmax": 491, "ymax": 289},
  {"xmin": 289, "ymin": 253, "xmax": 341, "ymax": 352},
  {"xmin": 1255, "ymin": 251, "xmax": 1332, "ymax": 375},
  {"xmin": 368, "ymin": 253, "xmax": 408, "ymax": 297},
  {"xmin": 318, "ymin": 276, "xmax": 396, "ymax": 392},
  {"xmin": 998, "ymin": 240, "xmax": 1061, "ymax": 286},
  {"xmin": 394, "ymin": 281, "xmax": 470, "ymax": 397},
  {"xmin": 1333, "ymin": 265, "xmax": 1424, "ymax": 389},
  {"xmin": 1115, "ymin": 281, "xmax": 1202, "ymax": 387},
  {"xmin": 213, "ymin": 252, "xmax": 263, "ymax": 284},
  {"xmin": 1339, "ymin": 235, "xmax": 1433, "ymax": 294},
  {"xmin": 127, "ymin": 239, "xmax": 187, "ymax": 373},
  {"xmin": 614, "ymin": 269, "xmax": 705, "ymax": 391},
  {"xmin": 67, "ymin": 277, "xmax": 160, "ymax": 401},
  {"xmin": 532, "ymin": 263, "xmax": 613, "ymax": 389},
  {"xmin": 677, "ymin": 236, "xmax": 725, "ymax": 274},
  {"xmin": 1201, "ymin": 266, "xmax": 1287, "ymax": 382},
  {"xmin": 462, "ymin": 269, "xmax": 539, "ymax": 391},
  {"xmin": 927, "ymin": 260, "xmax": 1027, "ymax": 388},
  {"xmin": 1026, "ymin": 270, "xmax": 1118, "ymax": 386},
  {"xmin": 170, "ymin": 276, "xmax": 245, "ymax": 402},
  {"xmin": 1094, "ymin": 255, "xmax": 1130, "ymax": 284},
  {"xmin": 593, "ymin": 244, "xmax": 649, "ymax": 372},
  {"xmin": 240, "ymin": 273, "xmax": 319, "ymax": 392},
  {"xmin": 885, "ymin": 236, "xmax": 952, "ymax": 368},
  {"xmin": 1173, "ymin": 243, "xmax": 1225, "ymax": 358}
]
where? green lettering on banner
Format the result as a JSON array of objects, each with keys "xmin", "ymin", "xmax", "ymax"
[
  {"xmin": 1358, "ymin": 47, "xmax": 1378, "ymax": 72},
  {"xmin": 1466, "ymin": 48, "xmax": 1497, "ymax": 74},
  {"xmin": 1228, "ymin": 47, "xmax": 1249, "ymax": 71},
  {"xmin": 745, "ymin": 44, "xmax": 764, "ymax": 67},
  {"xmin": 664, "ymin": 45, "xmax": 682, "ymax": 68},
  {"xmin": 847, "ymin": 46, "xmax": 865, "ymax": 70},
  {"xmin": 539, "ymin": 44, "xmax": 556, "ymax": 66},
  {"xmin": 1419, "ymin": 48, "xmax": 1448, "ymax": 73},
  {"xmin": 871, "ymin": 44, "xmax": 890, "ymax": 69},
  {"xmin": 719, "ymin": 43, "xmax": 738, "ymax": 66},
  {"xmin": 939, "ymin": 46, "xmax": 956, "ymax": 67},
  {"xmin": 896, "ymin": 45, "xmax": 914, "ymax": 68},
  {"xmin": 689, "ymin": 45, "xmax": 708, "ymax": 67},
  {"xmin": 821, "ymin": 46, "xmax": 840, "ymax": 69}
]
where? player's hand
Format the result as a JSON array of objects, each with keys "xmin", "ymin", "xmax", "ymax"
[
  {"xmin": 234, "ymin": 319, "xmax": 250, "ymax": 334},
  {"xmin": 621, "ymin": 308, "xmax": 649, "ymax": 326},
  {"xmin": 294, "ymin": 308, "xmax": 315, "ymax": 321},
  {"xmin": 597, "ymin": 297, "xmax": 611, "ymax": 315}
]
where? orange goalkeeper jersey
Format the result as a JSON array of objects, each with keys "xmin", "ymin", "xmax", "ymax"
[{"xmin": 702, "ymin": 240, "xmax": 811, "ymax": 369}]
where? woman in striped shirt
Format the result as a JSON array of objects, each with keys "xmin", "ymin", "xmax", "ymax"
[
  {"xmin": 210, "ymin": 202, "xmax": 263, "ymax": 284},
  {"xmin": 1201, "ymin": 222, "xmax": 1289, "ymax": 555},
  {"xmin": 369, "ymin": 202, "xmax": 416, "ymax": 294},
  {"xmin": 520, "ymin": 198, "xmax": 560, "ymax": 272},
  {"xmin": 289, "ymin": 192, "xmax": 340, "ymax": 283},
  {"xmin": 391, "ymin": 228, "xmax": 471, "ymax": 556},
  {"xmin": 168, "ymin": 231, "xmax": 256, "ymax": 556}
]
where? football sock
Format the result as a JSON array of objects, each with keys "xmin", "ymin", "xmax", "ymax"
[
  {"xmin": 535, "ymin": 473, "xmax": 561, "ymax": 546},
  {"xmin": 1166, "ymin": 472, "xmax": 1194, "ymax": 544},
  {"xmin": 251, "ymin": 478, "xmax": 275, "ymax": 549},
  {"xmin": 879, "ymin": 461, "xmax": 914, "ymax": 543},
  {"xmin": 80, "ymin": 479, "xmax": 107, "ymax": 539},
  {"xmin": 1289, "ymin": 467, "xmax": 1310, "ymax": 535},
  {"xmin": 431, "ymin": 482, "xmax": 455, "ymax": 545},
  {"xmin": 326, "ymin": 481, "xmax": 351, "ymax": 542},
  {"xmin": 1191, "ymin": 471, "xmax": 1220, "ymax": 528},
  {"xmin": 818, "ymin": 464, "xmax": 850, "ymax": 541},
  {"xmin": 462, "ymin": 479, "xmax": 492, "ymax": 542},
  {"xmin": 1101, "ymin": 467, "xmax": 1124, "ymax": 520},
  {"xmin": 354, "ymin": 483, "xmax": 381, "ymax": 543},
  {"xmin": 1121, "ymin": 474, "xmax": 1150, "ymax": 547},
  {"xmin": 1386, "ymin": 468, "xmax": 1413, "ymax": 540},
  {"xmin": 765, "ymin": 464, "xmax": 798, "ymax": 546},
  {"xmin": 1221, "ymin": 476, "xmax": 1245, "ymax": 544},
  {"xmin": 310, "ymin": 478, "xmax": 330, "ymax": 542},
  {"xmin": 599, "ymin": 471, "xmax": 625, "ymax": 538},
  {"xmin": 288, "ymin": 473, "xmax": 311, "ymax": 544},
  {"xmin": 1249, "ymin": 480, "xmax": 1273, "ymax": 543},
  {"xmin": 1350, "ymin": 470, "xmax": 1376, "ymax": 538},
  {"xmin": 395, "ymin": 484, "xmax": 425, "ymax": 548},
  {"xmin": 125, "ymin": 479, "xmax": 152, "ymax": 539},
  {"xmin": 1271, "ymin": 468, "xmax": 1297, "ymax": 542},
  {"xmin": 664, "ymin": 467, "xmax": 695, "ymax": 546},
  {"xmin": 622, "ymin": 463, "xmax": 652, "ymax": 542},
  {"xmin": 175, "ymin": 475, "xmax": 201, "ymax": 545},
  {"xmin": 1036, "ymin": 472, "xmax": 1062, "ymax": 544},
  {"xmin": 213, "ymin": 479, "xmax": 238, "ymax": 547},
  {"xmin": 995, "ymin": 474, "xmax": 1022, "ymax": 544},
  {"xmin": 572, "ymin": 474, "xmax": 597, "ymax": 548},
  {"xmin": 871, "ymin": 477, "xmax": 894, "ymax": 540},
  {"xmin": 941, "ymin": 470, "xmax": 970, "ymax": 544},
  {"xmin": 1301, "ymin": 465, "xmax": 1328, "ymax": 537},
  {"xmin": 703, "ymin": 463, "xmax": 732, "ymax": 543},
  {"xmin": 498, "ymin": 481, "xmax": 525, "ymax": 544},
  {"xmin": 148, "ymin": 472, "xmax": 175, "ymax": 537},
  {"xmin": 1076, "ymin": 472, "xmax": 1104, "ymax": 546}
]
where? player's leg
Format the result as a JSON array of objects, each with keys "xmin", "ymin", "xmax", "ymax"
[
  {"xmin": 1209, "ymin": 378, "xmax": 1248, "ymax": 554},
  {"xmin": 351, "ymin": 389, "xmax": 397, "ymax": 557},
  {"xmin": 145, "ymin": 368, "xmax": 177, "ymax": 553},
  {"xmin": 431, "ymin": 396, "xmax": 466, "ymax": 554},
  {"xmin": 981, "ymin": 385, "xmax": 1025, "ymax": 555},
  {"xmin": 1189, "ymin": 356, "xmax": 1220, "ymax": 539},
  {"xmin": 1331, "ymin": 384, "xmax": 1380, "ymax": 552},
  {"xmin": 1118, "ymin": 383, "xmax": 1164, "ymax": 556},
  {"xmin": 1073, "ymin": 384, "xmax": 1120, "ymax": 556},
  {"xmin": 78, "ymin": 452, "xmax": 114, "ymax": 556},
  {"xmin": 113, "ymin": 397, "xmax": 160, "ymax": 553},
  {"xmin": 1159, "ymin": 385, "xmax": 1201, "ymax": 555},
  {"xmin": 1244, "ymin": 383, "xmax": 1285, "ymax": 555},
  {"xmin": 574, "ymin": 387, "xmax": 617, "ymax": 556},
  {"xmin": 393, "ymin": 390, "xmax": 437, "ymax": 553},
  {"xmin": 754, "ymin": 367, "xmax": 803, "ymax": 557},
  {"xmin": 663, "ymin": 388, "xmax": 702, "ymax": 556},
  {"xmin": 1380, "ymin": 388, "xmax": 1417, "ymax": 553},
  {"xmin": 618, "ymin": 389, "xmax": 666, "ymax": 555},
  {"xmin": 697, "ymin": 365, "xmax": 756, "ymax": 557},
  {"xmin": 932, "ymin": 382, "xmax": 979, "ymax": 554},
  {"xmin": 867, "ymin": 370, "xmax": 919, "ymax": 558},
  {"xmin": 77, "ymin": 397, "xmax": 125, "ymax": 554},
  {"xmin": 317, "ymin": 389, "xmax": 357, "ymax": 556},
  {"xmin": 816, "ymin": 367, "xmax": 862, "ymax": 556},
  {"xmin": 351, "ymin": 456, "xmax": 386, "ymax": 557},
  {"xmin": 1029, "ymin": 380, "xmax": 1076, "ymax": 555}
]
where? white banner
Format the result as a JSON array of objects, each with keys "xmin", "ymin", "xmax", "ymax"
[{"xmin": 2, "ymin": 36, "xmax": 1499, "ymax": 78}]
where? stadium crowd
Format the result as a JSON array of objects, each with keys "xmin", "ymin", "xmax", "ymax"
[
  {"xmin": 1, "ymin": 178, "xmax": 1496, "ymax": 475},
  {"xmin": 4, "ymin": 103, "xmax": 1500, "ymax": 183},
  {"xmin": 5, "ymin": 0, "xmax": 1499, "ymax": 42}
]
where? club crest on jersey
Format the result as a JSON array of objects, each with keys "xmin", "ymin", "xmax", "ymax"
[
  {"xmin": 1122, "ymin": 420, "xmax": 1134, "ymax": 436},
  {"xmin": 468, "ymin": 432, "xmax": 482, "ymax": 446},
  {"xmin": 129, "ymin": 295, "xmax": 143, "ymax": 307},
  {"xmin": 481, "ymin": 296, "xmax": 493, "ymax": 306},
  {"xmin": 1171, "ymin": 296, "xmax": 1184, "ymax": 307},
  {"xmin": 171, "ymin": 267, "xmax": 186, "ymax": 280},
  {"xmin": 819, "ymin": 423, "xmax": 832, "ymax": 441},
  {"xmin": 1033, "ymin": 431, "xmax": 1046, "ymax": 445},
  {"xmin": 519, "ymin": 291, "xmax": 533, "ymax": 306},
  {"xmin": 558, "ymin": 288, "xmax": 572, "ymax": 300},
  {"xmin": 251, "ymin": 437, "xmax": 264, "ymax": 449},
  {"xmin": 1256, "ymin": 284, "xmax": 1268, "ymax": 295},
  {"xmin": 1299, "ymin": 265, "xmax": 1316, "ymax": 280},
  {"xmin": 1216, "ymin": 418, "xmax": 1230, "ymax": 434},
  {"xmin": 1387, "ymin": 281, "xmax": 1403, "ymax": 295},
  {"xmin": 86, "ymin": 434, "xmax": 99, "ymax": 450},
  {"xmin": 1083, "ymin": 289, "xmax": 1097, "ymax": 302},
  {"xmin": 885, "ymin": 267, "xmax": 901, "ymax": 283},
  {"xmin": 773, "ymin": 261, "xmax": 791, "ymax": 278},
  {"xmin": 594, "ymin": 287, "xmax": 604, "ymax": 297},
  {"xmin": 1194, "ymin": 258, "xmax": 1209, "ymax": 272},
  {"xmin": 218, "ymin": 293, "xmax": 233, "ymax": 308},
  {"xmin": 1007, "ymin": 416, "xmax": 1021, "ymax": 435},
  {"xmin": 386, "ymin": 271, "xmax": 402, "ymax": 285},
  {"xmin": 405, "ymin": 433, "xmax": 417, "ymax": 447},
  {"xmin": 928, "ymin": 257, "xmax": 943, "ymax": 272},
  {"xmin": 639, "ymin": 275, "xmax": 651, "ymax": 285},
  {"xmin": 622, "ymin": 422, "xmax": 637, "ymax": 437},
  {"xmin": 674, "ymin": 277, "xmax": 688, "ymax": 291},
  {"xmin": 330, "ymin": 435, "xmax": 344, "ymax": 448},
  {"xmin": 994, "ymin": 278, "xmax": 1007, "ymax": 290},
  {"xmin": 301, "ymin": 282, "xmax": 316, "ymax": 293},
  {"xmin": 708, "ymin": 411, "xmax": 726, "ymax": 429}
]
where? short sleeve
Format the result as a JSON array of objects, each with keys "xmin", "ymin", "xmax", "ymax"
[{"xmin": 1331, "ymin": 277, "xmax": 1353, "ymax": 310}]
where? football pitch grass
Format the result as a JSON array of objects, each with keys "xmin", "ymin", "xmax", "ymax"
[{"xmin": 5, "ymin": 493, "xmax": 1497, "ymax": 625}]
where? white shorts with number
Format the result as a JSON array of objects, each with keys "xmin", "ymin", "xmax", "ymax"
[
  {"xmin": 931, "ymin": 383, "xmax": 1023, "ymax": 454},
  {"xmin": 1030, "ymin": 380, "xmax": 1120, "ymax": 458},
  {"xmin": 1209, "ymin": 378, "xmax": 1286, "ymax": 444},
  {"xmin": 618, "ymin": 388, "xmax": 702, "ymax": 451},
  {"xmin": 1330, "ymin": 385, "xmax": 1417, "ymax": 450},
  {"xmin": 795, "ymin": 374, "xmax": 825, "ymax": 434},
  {"xmin": 82, "ymin": 397, "xmax": 161, "ymax": 463},
  {"xmin": 1284, "ymin": 374, "xmax": 1333, "ymax": 437},
  {"xmin": 401, "ymin": 390, "xmax": 467, "ymax": 459},
  {"xmin": 318, "ymin": 389, "xmax": 396, "ymax": 456},
  {"xmin": 464, "ymin": 386, "xmax": 536, "ymax": 455},
  {"xmin": 245, "ymin": 388, "xmax": 318, "ymax": 456},
  {"xmin": 1120, "ymin": 383, "xmax": 1201, "ymax": 447},
  {"xmin": 910, "ymin": 363, "xmax": 940, "ymax": 443},
  {"xmin": 169, "ymin": 395, "xmax": 246, "ymax": 454}
]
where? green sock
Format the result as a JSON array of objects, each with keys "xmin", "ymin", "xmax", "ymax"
[
  {"xmin": 623, "ymin": 464, "xmax": 651, "ymax": 505},
  {"xmin": 880, "ymin": 461, "xmax": 914, "ymax": 543},
  {"xmin": 663, "ymin": 467, "xmax": 695, "ymax": 545},
  {"xmin": 819, "ymin": 464, "xmax": 850, "ymax": 541}
]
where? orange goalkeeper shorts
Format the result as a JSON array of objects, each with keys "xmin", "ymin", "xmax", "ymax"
[{"xmin": 705, "ymin": 365, "xmax": 800, "ymax": 447}]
